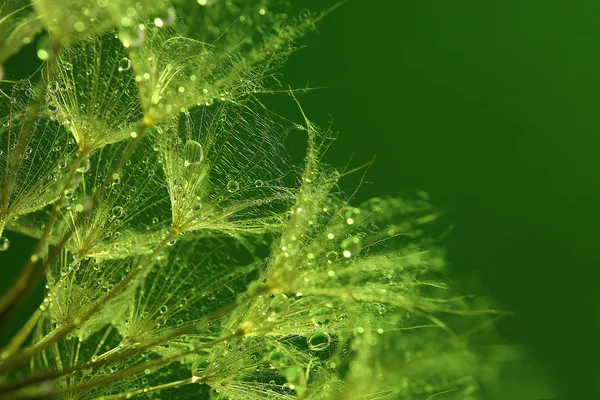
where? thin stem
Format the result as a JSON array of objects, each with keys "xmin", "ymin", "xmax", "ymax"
[
  {"xmin": 0, "ymin": 286, "xmax": 263, "ymax": 396},
  {"xmin": 0, "ymin": 121, "xmax": 152, "ymax": 371},
  {"xmin": 1, "ymin": 255, "xmax": 84, "ymax": 357},
  {"xmin": 0, "ymin": 41, "xmax": 64, "ymax": 327},
  {"xmin": 96, "ymin": 377, "xmax": 197, "ymax": 400},
  {"xmin": 9, "ymin": 333, "xmax": 236, "ymax": 400},
  {"xmin": 0, "ymin": 150, "xmax": 86, "ymax": 338}
]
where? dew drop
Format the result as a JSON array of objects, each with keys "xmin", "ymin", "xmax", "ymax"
[
  {"xmin": 307, "ymin": 332, "xmax": 331, "ymax": 351},
  {"xmin": 48, "ymin": 81, "xmax": 59, "ymax": 93},
  {"xmin": 130, "ymin": 24, "xmax": 146, "ymax": 47},
  {"xmin": 112, "ymin": 206, "xmax": 125, "ymax": 218},
  {"xmin": 77, "ymin": 158, "xmax": 91, "ymax": 173},
  {"xmin": 47, "ymin": 102, "xmax": 59, "ymax": 114},
  {"xmin": 268, "ymin": 350, "xmax": 283, "ymax": 362},
  {"xmin": 118, "ymin": 57, "xmax": 131, "ymax": 72},
  {"xmin": 226, "ymin": 180, "xmax": 239, "ymax": 192},
  {"xmin": 325, "ymin": 251, "xmax": 337, "ymax": 263},
  {"xmin": 341, "ymin": 236, "xmax": 362, "ymax": 258},
  {"xmin": 269, "ymin": 294, "xmax": 287, "ymax": 311},
  {"xmin": 183, "ymin": 140, "xmax": 204, "ymax": 167},
  {"xmin": 0, "ymin": 237, "xmax": 10, "ymax": 251},
  {"xmin": 159, "ymin": 305, "xmax": 168, "ymax": 314},
  {"xmin": 193, "ymin": 358, "xmax": 210, "ymax": 372}
]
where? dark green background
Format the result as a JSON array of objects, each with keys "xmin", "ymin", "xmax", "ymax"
[
  {"xmin": 1, "ymin": 0, "xmax": 598, "ymax": 398},
  {"xmin": 279, "ymin": 0, "xmax": 599, "ymax": 398}
]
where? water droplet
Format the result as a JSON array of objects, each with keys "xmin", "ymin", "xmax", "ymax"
[
  {"xmin": 159, "ymin": 305, "xmax": 168, "ymax": 314},
  {"xmin": 118, "ymin": 57, "xmax": 131, "ymax": 72},
  {"xmin": 0, "ymin": 237, "xmax": 10, "ymax": 251},
  {"xmin": 111, "ymin": 206, "xmax": 124, "ymax": 218},
  {"xmin": 269, "ymin": 294, "xmax": 287, "ymax": 311},
  {"xmin": 226, "ymin": 180, "xmax": 239, "ymax": 192},
  {"xmin": 193, "ymin": 358, "xmax": 210, "ymax": 373},
  {"xmin": 48, "ymin": 82, "xmax": 59, "ymax": 93},
  {"xmin": 77, "ymin": 158, "xmax": 91, "ymax": 173},
  {"xmin": 48, "ymin": 102, "xmax": 59, "ymax": 114},
  {"xmin": 167, "ymin": 238, "xmax": 177, "ymax": 246},
  {"xmin": 129, "ymin": 24, "xmax": 146, "ymax": 47},
  {"xmin": 268, "ymin": 350, "xmax": 284, "ymax": 362},
  {"xmin": 307, "ymin": 332, "xmax": 331, "ymax": 351},
  {"xmin": 325, "ymin": 251, "xmax": 337, "ymax": 263},
  {"xmin": 184, "ymin": 140, "xmax": 204, "ymax": 167},
  {"xmin": 341, "ymin": 236, "xmax": 361, "ymax": 258}
]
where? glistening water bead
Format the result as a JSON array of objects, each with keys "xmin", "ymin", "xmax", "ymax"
[
  {"xmin": 118, "ymin": 57, "xmax": 131, "ymax": 72},
  {"xmin": 0, "ymin": 237, "xmax": 9, "ymax": 251},
  {"xmin": 226, "ymin": 180, "xmax": 240, "ymax": 192},
  {"xmin": 183, "ymin": 140, "xmax": 204, "ymax": 167},
  {"xmin": 307, "ymin": 332, "xmax": 332, "ymax": 351}
]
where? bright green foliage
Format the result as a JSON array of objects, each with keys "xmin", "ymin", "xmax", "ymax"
[{"xmin": 0, "ymin": 1, "xmax": 502, "ymax": 399}]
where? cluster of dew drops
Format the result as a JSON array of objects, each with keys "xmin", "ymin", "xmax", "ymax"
[{"xmin": 0, "ymin": 2, "xmax": 271, "ymax": 255}]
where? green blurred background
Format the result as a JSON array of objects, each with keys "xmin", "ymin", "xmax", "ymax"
[
  {"xmin": 278, "ymin": 0, "xmax": 599, "ymax": 398},
  {"xmin": 1, "ymin": 0, "xmax": 598, "ymax": 398}
]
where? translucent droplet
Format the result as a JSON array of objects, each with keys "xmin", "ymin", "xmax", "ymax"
[
  {"xmin": 167, "ymin": 238, "xmax": 177, "ymax": 246},
  {"xmin": 118, "ymin": 57, "xmax": 131, "ymax": 72},
  {"xmin": 0, "ymin": 237, "xmax": 10, "ymax": 251},
  {"xmin": 48, "ymin": 102, "xmax": 59, "ymax": 114},
  {"xmin": 159, "ymin": 305, "xmax": 168, "ymax": 314},
  {"xmin": 341, "ymin": 236, "xmax": 362, "ymax": 258},
  {"xmin": 268, "ymin": 350, "xmax": 284, "ymax": 362},
  {"xmin": 130, "ymin": 24, "xmax": 146, "ymax": 47},
  {"xmin": 325, "ymin": 251, "xmax": 337, "ymax": 263},
  {"xmin": 48, "ymin": 81, "xmax": 59, "ymax": 93},
  {"xmin": 307, "ymin": 332, "xmax": 331, "ymax": 351},
  {"xmin": 193, "ymin": 358, "xmax": 210, "ymax": 373},
  {"xmin": 184, "ymin": 140, "xmax": 204, "ymax": 167},
  {"xmin": 226, "ymin": 180, "xmax": 239, "ymax": 192},
  {"xmin": 269, "ymin": 294, "xmax": 287, "ymax": 311},
  {"xmin": 111, "ymin": 206, "xmax": 124, "ymax": 218},
  {"xmin": 77, "ymin": 158, "xmax": 91, "ymax": 173}
]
